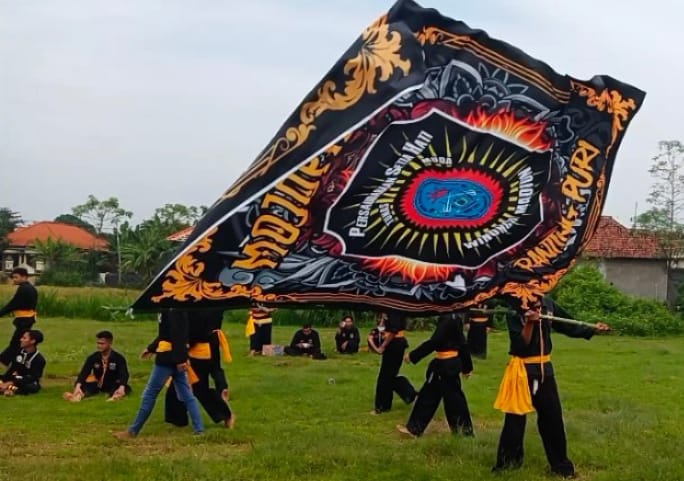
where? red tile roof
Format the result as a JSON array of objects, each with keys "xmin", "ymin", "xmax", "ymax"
[
  {"xmin": 167, "ymin": 226, "xmax": 194, "ymax": 242},
  {"xmin": 7, "ymin": 222, "xmax": 109, "ymax": 250},
  {"xmin": 583, "ymin": 216, "xmax": 662, "ymax": 259}
]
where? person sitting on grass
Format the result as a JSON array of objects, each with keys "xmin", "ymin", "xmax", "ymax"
[
  {"xmin": 0, "ymin": 330, "xmax": 45, "ymax": 396},
  {"xmin": 63, "ymin": 330, "xmax": 131, "ymax": 402},
  {"xmin": 284, "ymin": 323, "xmax": 326, "ymax": 359},
  {"xmin": 335, "ymin": 316, "xmax": 360, "ymax": 354}
]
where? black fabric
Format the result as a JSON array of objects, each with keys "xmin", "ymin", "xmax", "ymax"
[
  {"xmin": 406, "ymin": 357, "xmax": 473, "ymax": 436},
  {"xmin": 374, "ymin": 337, "xmax": 415, "ymax": 412},
  {"xmin": 494, "ymin": 375, "xmax": 574, "ymax": 477},
  {"xmin": 249, "ymin": 323, "xmax": 272, "ymax": 352},
  {"xmin": 75, "ymin": 350, "xmax": 130, "ymax": 393},
  {"xmin": 409, "ymin": 313, "xmax": 472, "ymax": 372},
  {"xmin": 2, "ymin": 349, "xmax": 45, "ymax": 394},
  {"xmin": 165, "ymin": 357, "xmax": 232, "ymax": 426},
  {"xmin": 288, "ymin": 329, "xmax": 321, "ymax": 350},
  {"xmin": 147, "ymin": 311, "xmax": 190, "ymax": 366},
  {"xmin": 335, "ymin": 327, "xmax": 360, "ymax": 353},
  {"xmin": 0, "ymin": 316, "xmax": 34, "ymax": 365},
  {"xmin": 81, "ymin": 381, "xmax": 132, "ymax": 397},
  {"xmin": 0, "ymin": 281, "xmax": 38, "ymax": 317},
  {"xmin": 467, "ymin": 323, "xmax": 488, "ymax": 359}
]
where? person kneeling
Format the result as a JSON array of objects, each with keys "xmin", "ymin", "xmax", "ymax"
[
  {"xmin": 335, "ymin": 316, "xmax": 360, "ymax": 354},
  {"xmin": 284, "ymin": 324, "xmax": 326, "ymax": 359},
  {"xmin": 64, "ymin": 330, "xmax": 131, "ymax": 402},
  {"xmin": 0, "ymin": 330, "xmax": 46, "ymax": 396}
]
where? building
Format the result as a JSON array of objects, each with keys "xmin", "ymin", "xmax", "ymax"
[
  {"xmin": 582, "ymin": 216, "xmax": 669, "ymax": 302},
  {"xmin": 2, "ymin": 221, "xmax": 109, "ymax": 275}
]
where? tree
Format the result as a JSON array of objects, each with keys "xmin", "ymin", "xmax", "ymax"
[
  {"xmin": 634, "ymin": 141, "xmax": 684, "ymax": 304},
  {"xmin": 143, "ymin": 203, "xmax": 207, "ymax": 237},
  {"xmin": 71, "ymin": 195, "xmax": 132, "ymax": 235},
  {"xmin": 32, "ymin": 237, "xmax": 79, "ymax": 270},
  {"xmin": 121, "ymin": 225, "xmax": 176, "ymax": 283},
  {"xmin": 54, "ymin": 213, "xmax": 96, "ymax": 233},
  {"xmin": 0, "ymin": 208, "xmax": 23, "ymax": 251}
]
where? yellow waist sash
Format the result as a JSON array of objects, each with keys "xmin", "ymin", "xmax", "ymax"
[
  {"xmin": 214, "ymin": 330, "xmax": 233, "ymax": 363},
  {"xmin": 188, "ymin": 342, "xmax": 211, "ymax": 360},
  {"xmin": 394, "ymin": 330, "xmax": 406, "ymax": 338},
  {"xmin": 435, "ymin": 350, "xmax": 459, "ymax": 360},
  {"xmin": 156, "ymin": 340, "xmax": 172, "ymax": 353},
  {"xmin": 493, "ymin": 355, "xmax": 551, "ymax": 415},
  {"xmin": 470, "ymin": 317, "xmax": 489, "ymax": 323},
  {"xmin": 14, "ymin": 309, "xmax": 36, "ymax": 318}
]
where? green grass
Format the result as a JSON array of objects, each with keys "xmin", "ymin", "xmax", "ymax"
[{"xmin": 0, "ymin": 317, "xmax": 682, "ymax": 481}]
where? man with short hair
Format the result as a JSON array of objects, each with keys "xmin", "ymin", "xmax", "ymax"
[
  {"xmin": 335, "ymin": 316, "xmax": 360, "ymax": 354},
  {"xmin": 284, "ymin": 324, "xmax": 326, "ymax": 359},
  {"xmin": 0, "ymin": 268, "xmax": 38, "ymax": 366},
  {"xmin": 63, "ymin": 330, "xmax": 131, "ymax": 402},
  {"xmin": 0, "ymin": 329, "xmax": 46, "ymax": 396}
]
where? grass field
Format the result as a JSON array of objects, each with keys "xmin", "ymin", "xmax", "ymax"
[{"xmin": 0, "ymin": 317, "xmax": 682, "ymax": 481}]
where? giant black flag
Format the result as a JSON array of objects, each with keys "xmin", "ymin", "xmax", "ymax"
[{"xmin": 133, "ymin": 0, "xmax": 645, "ymax": 313}]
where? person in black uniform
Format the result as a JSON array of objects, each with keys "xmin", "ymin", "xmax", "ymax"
[
  {"xmin": 372, "ymin": 311, "xmax": 416, "ymax": 414},
  {"xmin": 397, "ymin": 312, "xmax": 474, "ymax": 437},
  {"xmin": 367, "ymin": 317, "xmax": 386, "ymax": 353},
  {"xmin": 114, "ymin": 311, "xmax": 204, "ymax": 438},
  {"xmin": 465, "ymin": 303, "xmax": 493, "ymax": 359},
  {"xmin": 63, "ymin": 330, "xmax": 131, "ymax": 402},
  {"xmin": 335, "ymin": 316, "xmax": 360, "ymax": 354},
  {"xmin": 0, "ymin": 268, "xmax": 38, "ymax": 366},
  {"xmin": 165, "ymin": 310, "xmax": 235, "ymax": 429},
  {"xmin": 206, "ymin": 309, "xmax": 231, "ymax": 401},
  {"xmin": 492, "ymin": 297, "xmax": 610, "ymax": 478},
  {"xmin": 0, "ymin": 329, "xmax": 45, "ymax": 396},
  {"xmin": 284, "ymin": 324, "xmax": 326, "ymax": 359}
]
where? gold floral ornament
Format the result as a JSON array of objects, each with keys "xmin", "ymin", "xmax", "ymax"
[
  {"xmin": 222, "ymin": 14, "xmax": 412, "ymax": 200},
  {"xmin": 500, "ymin": 268, "xmax": 569, "ymax": 310},
  {"xmin": 571, "ymin": 81, "xmax": 638, "ymax": 156},
  {"xmin": 151, "ymin": 227, "xmax": 277, "ymax": 304}
]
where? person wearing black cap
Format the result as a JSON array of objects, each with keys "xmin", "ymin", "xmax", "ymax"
[
  {"xmin": 284, "ymin": 323, "xmax": 326, "ymax": 359},
  {"xmin": 63, "ymin": 330, "xmax": 131, "ymax": 402},
  {"xmin": 372, "ymin": 311, "xmax": 416, "ymax": 414},
  {"xmin": 0, "ymin": 267, "xmax": 38, "ymax": 366},
  {"xmin": 0, "ymin": 329, "xmax": 46, "ymax": 396},
  {"xmin": 397, "ymin": 312, "xmax": 474, "ymax": 437}
]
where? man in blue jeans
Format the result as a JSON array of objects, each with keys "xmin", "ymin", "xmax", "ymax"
[{"xmin": 114, "ymin": 311, "xmax": 204, "ymax": 438}]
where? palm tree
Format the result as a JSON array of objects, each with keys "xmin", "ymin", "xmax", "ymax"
[
  {"xmin": 121, "ymin": 225, "xmax": 176, "ymax": 282},
  {"xmin": 32, "ymin": 237, "xmax": 80, "ymax": 270}
]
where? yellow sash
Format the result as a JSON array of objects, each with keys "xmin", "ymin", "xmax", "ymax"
[
  {"xmin": 156, "ymin": 340, "xmax": 172, "ymax": 353},
  {"xmin": 245, "ymin": 315, "xmax": 256, "ymax": 337},
  {"xmin": 186, "ymin": 363, "xmax": 199, "ymax": 385},
  {"xmin": 394, "ymin": 330, "xmax": 406, "ymax": 338},
  {"xmin": 214, "ymin": 330, "xmax": 233, "ymax": 363},
  {"xmin": 14, "ymin": 309, "xmax": 36, "ymax": 318},
  {"xmin": 435, "ymin": 350, "xmax": 459, "ymax": 360},
  {"xmin": 188, "ymin": 342, "xmax": 211, "ymax": 360},
  {"xmin": 493, "ymin": 355, "xmax": 551, "ymax": 415}
]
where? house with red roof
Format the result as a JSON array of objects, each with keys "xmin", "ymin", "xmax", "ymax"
[
  {"xmin": 582, "ymin": 216, "xmax": 669, "ymax": 301},
  {"xmin": 2, "ymin": 221, "xmax": 109, "ymax": 275}
]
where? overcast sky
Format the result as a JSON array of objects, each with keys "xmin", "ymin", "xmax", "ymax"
[{"xmin": 0, "ymin": 0, "xmax": 677, "ymax": 226}]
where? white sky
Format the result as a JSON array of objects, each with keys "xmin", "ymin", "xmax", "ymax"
[{"xmin": 0, "ymin": 0, "xmax": 677, "ymax": 226}]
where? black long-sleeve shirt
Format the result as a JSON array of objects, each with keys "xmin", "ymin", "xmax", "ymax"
[
  {"xmin": 290, "ymin": 329, "xmax": 321, "ymax": 350},
  {"xmin": 507, "ymin": 297, "xmax": 594, "ymax": 377},
  {"xmin": 385, "ymin": 312, "xmax": 408, "ymax": 334},
  {"xmin": 2, "ymin": 349, "xmax": 45, "ymax": 386},
  {"xmin": 0, "ymin": 282, "xmax": 38, "ymax": 317},
  {"xmin": 76, "ymin": 350, "xmax": 129, "ymax": 391},
  {"xmin": 409, "ymin": 313, "xmax": 473, "ymax": 373},
  {"xmin": 147, "ymin": 311, "xmax": 189, "ymax": 366},
  {"xmin": 335, "ymin": 327, "xmax": 360, "ymax": 347}
]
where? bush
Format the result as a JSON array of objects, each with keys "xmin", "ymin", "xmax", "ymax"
[{"xmin": 551, "ymin": 265, "xmax": 684, "ymax": 336}]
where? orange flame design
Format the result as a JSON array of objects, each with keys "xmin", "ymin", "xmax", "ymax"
[
  {"xmin": 463, "ymin": 108, "xmax": 552, "ymax": 151},
  {"xmin": 364, "ymin": 257, "xmax": 456, "ymax": 284}
]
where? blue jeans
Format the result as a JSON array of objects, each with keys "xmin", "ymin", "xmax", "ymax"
[{"xmin": 129, "ymin": 364, "xmax": 204, "ymax": 434}]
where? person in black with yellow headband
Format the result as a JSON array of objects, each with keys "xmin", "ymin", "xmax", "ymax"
[
  {"xmin": 492, "ymin": 296, "xmax": 610, "ymax": 478},
  {"xmin": 372, "ymin": 311, "xmax": 416, "ymax": 414},
  {"xmin": 465, "ymin": 303, "xmax": 493, "ymax": 359},
  {"xmin": 114, "ymin": 311, "xmax": 204, "ymax": 438},
  {"xmin": 0, "ymin": 268, "xmax": 38, "ymax": 366},
  {"xmin": 397, "ymin": 311, "xmax": 474, "ymax": 437},
  {"xmin": 165, "ymin": 309, "xmax": 235, "ymax": 429}
]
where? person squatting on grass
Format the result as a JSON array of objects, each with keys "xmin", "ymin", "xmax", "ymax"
[
  {"xmin": 397, "ymin": 311, "xmax": 474, "ymax": 437},
  {"xmin": 372, "ymin": 311, "xmax": 416, "ymax": 414},
  {"xmin": 63, "ymin": 330, "xmax": 131, "ymax": 402},
  {"xmin": 114, "ymin": 311, "xmax": 204, "ymax": 439},
  {"xmin": 0, "ymin": 329, "xmax": 45, "ymax": 396},
  {"xmin": 165, "ymin": 309, "xmax": 235, "ymax": 429},
  {"xmin": 0, "ymin": 267, "xmax": 38, "ymax": 367},
  {"xmin": 335, "ymin": 315, "xmax": 360, "ymax": 354},
  {"xmin": 284, "ymin": 323, "xmax": 326, "ymax": 359},
  {"xmin": 492, "ymin": 297, "xmax": 611, "ymax": 478}
]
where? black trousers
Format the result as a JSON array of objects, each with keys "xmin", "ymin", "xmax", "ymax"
[
  {"xmin": 374, "ymin": 338, "xmax": 416, "ymax": 412},
  {"xmin": 406, "ymin": 358, "xmax": 473, "ymax": 435},
  {"xmin": 81, "ymin": 382, "xmax": 132, "ymax": 398},
  {"xmin": 0, "ymin": 317, "xmax": 35, "ymax": 365},
  {"xmin": 467, "ymin": 323, "xmax": 488, "ymax": 359},
  {"xmin": 15, "ymin": 380, "xmax": 40, "ymax": 395},
  {"xmin": 165, "ymin": 359, "xmax": 232, "ymax": 426},
  {"xmin": 209, "ymin": 336, "xmax": 228, "ymax": 392},
  {"xmin": 249, "ymin": 323, "xmax": 272, "ymax": 352},
  {"xmin": 284, "ymin": 346, "xmax": 326, "ymax": 359},
  {"xmin": 336, "ymin": 339, "xmax": 359, "ymax": 354},
  {"xmin": 494, "ymin": 375, "xmax": 574, "ymax": 476}
]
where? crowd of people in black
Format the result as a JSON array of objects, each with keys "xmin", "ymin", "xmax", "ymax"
[{"xmin": 1, "ymin": 266, "xmax": 612, "ymax": 478}]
